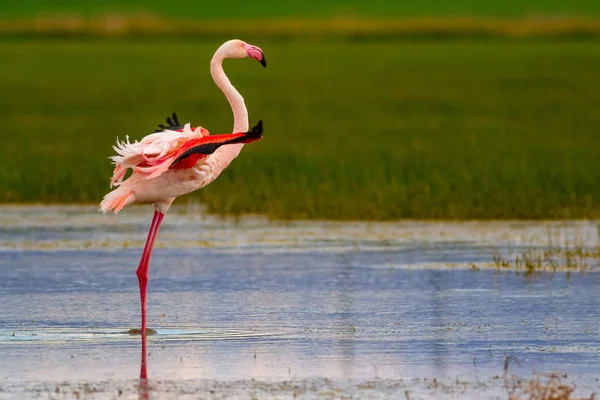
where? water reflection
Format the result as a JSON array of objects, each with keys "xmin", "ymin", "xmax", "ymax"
[
  {"xmin": 430, "ymin": 270, "xmax": 448, "ymax": 374},
  {"xmin": 139, "ymin": 334, "xmax": 149, "ymax": 399},
  {"xmin": 333, "ymin": 264, "xmax": 355, "ymax": 379}
]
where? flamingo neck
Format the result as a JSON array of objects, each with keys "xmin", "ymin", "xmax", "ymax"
[
  {"xmin": 208, "ymin": 50, "xmax": 248, "ymax": 173},
  {"xmin": 210, "ymin": 53, "xmax": 249, "ymax": 133}
]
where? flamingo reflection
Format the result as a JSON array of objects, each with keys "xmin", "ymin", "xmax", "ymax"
[{"xmin": 138, "ymin": 333, "xmax": 149, "ymax": 399}]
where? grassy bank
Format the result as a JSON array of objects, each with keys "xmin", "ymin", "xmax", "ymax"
[
  {"xmin": 2, "ymin": 16, "xmax": 600, "ymax": 39},
  {"xmin": 1, "ymin": 39, "xmax": 599, "ymax": 219},
  {"xmin": 3, "ymin": 0, "xmax": 600, "ymax": 19},
  {"xmin": 2, "ymin": 0, "xmax": 600, "ymax": 39}
]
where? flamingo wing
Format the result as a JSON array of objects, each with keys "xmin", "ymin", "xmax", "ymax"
[
  {"xmin": 170, "ymin": 120, "xmax": 264, "ymax": 169},
  {"xmin": 109, "ymin": 116, "xmax": 262, "ymax": 184},
  {"xmin": 109, "ymin": 112, "xmax": 208, "ymax": 186}
]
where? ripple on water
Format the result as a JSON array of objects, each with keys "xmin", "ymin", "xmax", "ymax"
[
  {"xmin": 1, "ymin": 205, "xmax": 598, "ymax": 255},
  {"xmin": 0, "ymin": 326, "xmax": 280, "ymax": 345}
]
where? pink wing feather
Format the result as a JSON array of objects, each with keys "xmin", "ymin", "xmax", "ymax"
[
  {"xmin": 101, "ymin": 116, "xmax": 263, "ymax": 214},
  {"xmin": 109, "ymin": 122, "xmax": 209, "ymax": 187}
]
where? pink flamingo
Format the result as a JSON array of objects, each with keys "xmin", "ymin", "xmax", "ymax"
[{"xmin": 99, "ymin": 39, "xmax": 266, "ymax": 358}]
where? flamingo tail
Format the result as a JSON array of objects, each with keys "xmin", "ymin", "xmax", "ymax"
[{"xmin": 99, "ymin": 186, "xmax": 135, "ymax": 214}]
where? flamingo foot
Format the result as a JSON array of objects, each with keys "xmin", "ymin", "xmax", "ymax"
[{"xmin": 126, "ymin": 328, "xmax": 158, "ymax": 335}]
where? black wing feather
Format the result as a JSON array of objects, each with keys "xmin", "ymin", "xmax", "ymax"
[
  {"xmin": 154, "ymin": 112, "xmax": 184, "ymax": 132},
  {"xmin": 169, "ymin": 120, "xmax": 263, "ymax": 168}
]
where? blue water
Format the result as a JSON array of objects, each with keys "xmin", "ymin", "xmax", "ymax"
[{"xmin": 0, "ymin": 207, "xmax": 599, "ymax": 398}]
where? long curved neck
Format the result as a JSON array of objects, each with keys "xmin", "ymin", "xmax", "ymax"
[{"xmin": 210, "ymin": 53, "xmax": 248, "ymax": 133}]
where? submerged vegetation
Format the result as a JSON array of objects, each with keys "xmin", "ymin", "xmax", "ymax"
[
  {"xmin": 491, "ymin": 227, "xmax": 600, "ymax": 274},
  {"xmin": 1, "ymin": 40, "xmax": 599, "ymax": 220},
  {"xmin": 503, "ymin": 357, "xmax": 596, "ymax": 400},
  {"xmin": 505, "ymin": 372, "xmax": 596, "ymax": 400},
  {"xmin": 492, "ymin": 245, "xmax": 600, "ymax": 274}
]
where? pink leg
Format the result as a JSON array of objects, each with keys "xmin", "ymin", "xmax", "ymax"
[{"xmin": 136, "ymin": 210, "xmax": 164, "ymax": 379}]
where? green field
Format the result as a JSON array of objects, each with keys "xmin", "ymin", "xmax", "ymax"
[
  {"xmin": 2, "ymin": 1, "xmax": 600, "ymax": 40},
  {"xmin": 1, "ymin": 39, "xmax": 599, "ymax": 220},
  {"xmin": 1, "ymin": 0, "xmax": 600, "ymax": 18}
]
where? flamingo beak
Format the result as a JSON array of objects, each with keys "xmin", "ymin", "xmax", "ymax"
[{"xmin": 244, "ymin": 44, "xmax": 267, "ymax": 68}]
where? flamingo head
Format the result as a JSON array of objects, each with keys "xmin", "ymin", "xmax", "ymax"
[{"xmin": 221, "ymin": 39, "xmax": 267, "ymax": 67}]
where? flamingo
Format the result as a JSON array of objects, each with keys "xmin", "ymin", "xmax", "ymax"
[{"xmin": 99, "ymin": 39, "xmax": 267, "ymax": 361}]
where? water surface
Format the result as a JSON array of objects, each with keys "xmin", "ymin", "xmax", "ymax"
[{"xmin": 0, "ymin": 206, "xmax": 599, "ymax": 399}]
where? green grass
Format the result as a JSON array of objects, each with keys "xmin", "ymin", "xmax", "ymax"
[
  {"xmin": 4, "ymin": 16, "xmax": 600, "ymax": 40},
  {"xmin": 1, "ymin": 39, "xmax": 600, "ymax": 220},
  {"xmin": 2, "ymin": 0, "xmax": 600, "ymax": 18}
]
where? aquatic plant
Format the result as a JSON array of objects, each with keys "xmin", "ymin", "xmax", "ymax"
[
  {"xmin": 492, "ymin": 228, "xmax": 600, "ymax": 274},
  {"xmin": 492, "ymin": 246, "xmax": 599, "ymax": 274},
  {"xmin": 504, "ymin": 356, "xmax": 596, "ymax": 400},
  {"xmin": 505, "ymin": 372, "xmax": 595, "ymax": 400}
]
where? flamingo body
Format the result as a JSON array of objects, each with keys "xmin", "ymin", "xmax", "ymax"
[{"xmin": 100, "ymin": 117, "xmax": 262, "ymax": 214}]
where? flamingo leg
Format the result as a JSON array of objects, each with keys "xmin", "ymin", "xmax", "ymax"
[{"xmin": 136, "ymin": 210, "xmax": 164, "ymax": 379}]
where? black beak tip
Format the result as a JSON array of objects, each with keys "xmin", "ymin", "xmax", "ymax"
[{"xmin": 260, "ymin": 53, "xmax": 267, "ymax": 68}]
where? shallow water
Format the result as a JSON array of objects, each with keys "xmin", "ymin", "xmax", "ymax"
[{"xmin": 0, "ymin": 206, "xmax": 599, "ymax": 399}]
